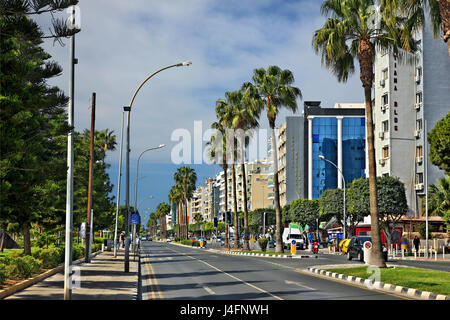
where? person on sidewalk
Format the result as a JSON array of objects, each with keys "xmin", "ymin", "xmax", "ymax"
[{"xmin": 413, "ymin": 235, "xmax": 420, "ymax": 254}]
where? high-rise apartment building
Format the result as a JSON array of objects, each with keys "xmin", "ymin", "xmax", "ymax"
[{"xmin": 373, "ymin": 18, "xmax": 449, "ymax": 217}]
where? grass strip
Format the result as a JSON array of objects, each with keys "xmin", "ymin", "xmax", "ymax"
[{"xmin": 326, "ymin": 266, "xmax": 450, "ymax": 296}]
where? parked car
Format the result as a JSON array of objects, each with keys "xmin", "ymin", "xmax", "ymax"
[
  {"xmin": 166, "ymin": 237, "xmax": 173, "ymax": 242},
  {"xmin": 347, "ymin": 236, "xmax": 388, "ymax": 262},
  {"xmin": 141, "ymin": 236, "xmax": 147, "ymax": 241}
]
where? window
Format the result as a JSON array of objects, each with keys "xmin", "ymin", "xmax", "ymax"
[
  {"xmin": 416, "ymin": 173, "xmax": 423, "ymax": 184},
  {"xmin": 382, "ymin": 93, "xmax": 389, "ymax": 106},
  {"xmin": 382, "ymin": 120, "xmax": 389, "ymax": 132},
  {"xmin": 416, "ymin": 146, "xmax": 423, "ymax": 157},
  {"xmin": 416, "ymin": 67, "xmax": 422, "ymax": 79},
  {"xmin": 416, "ymin": 119, "xmax": 423, "ymax": 130},
  {"xmin": 382, "ymin": 68, "xmax": 388, "ymax": 80},
  {"xmin": 382, "ymin": 146, "xmax": 389, "ymax": 159},
  {"xmin": 416, "ymin": 92, "xmax": 423, "ymax": 104}
]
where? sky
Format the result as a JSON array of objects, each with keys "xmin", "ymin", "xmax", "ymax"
[{"xmin": 37, "ymin": 0, "xmax": 364, "ymax": 226}]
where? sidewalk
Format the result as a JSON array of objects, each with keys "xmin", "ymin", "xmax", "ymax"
[{"xmin": 3, "ymin": 250, "xmax": 138, "ymax": 300}]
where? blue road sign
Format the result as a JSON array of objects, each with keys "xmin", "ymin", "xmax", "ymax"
[{"xmin": 131, "ymin": 214, "xmax": 139, "ymax": 225}]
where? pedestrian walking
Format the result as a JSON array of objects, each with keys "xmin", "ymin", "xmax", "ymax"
[{"xmin": 413, "ymin": 235, "xmax": 420, "ymax": 254}]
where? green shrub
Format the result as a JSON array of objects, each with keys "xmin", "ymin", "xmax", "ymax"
[
  {"xmin": 258, "ymin": 238, "xmax": 269, "ymax": 252},
  {"xmin": 94, "ymin": 237, "xmax": 105, "ymax": 245},
  {"xmin": 0, "ymin": 263, "xmax": 8, "ymax": 285},
  {"xmin": 38, "ymin": 248, "xmax": 63, "ymax": 269},
  {"xmin": 72, "ymin": 244, "xmax": 85, "ymax": 261},
  {"xmin": 6, "ymin": 256, "xmax": 42, "ymax": 279},
  {"xmin": 192, "ymin": 241, "xmax": 200, "ymax": 247}
]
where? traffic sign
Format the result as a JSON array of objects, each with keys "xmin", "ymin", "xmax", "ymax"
[
  {"xmin": 364, "ymin": 241, "xmax": 372, "ymax": 250},
  {"xmin": 131, "ymin": 214, "xmax": 139, "ymax": 225},
  {"xmin": 291, "ymin": 239, "xmax": 297, "ymax": 245}
]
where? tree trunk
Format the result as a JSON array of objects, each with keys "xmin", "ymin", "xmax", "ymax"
[
  {"xmin": 270, "ymin": 124, "xmax": 284, "ymax": 253},
  {"xmin": 358, "ymin": 36, "xmax": 385, "ymax": 267},
  {"xmin": 23, "ymin": 224, "xmax": 32, "ymax": 256},
  {"xmin": 0, "ymin": 229, "xmax": 6, "ymax": 252},
  {"xmin": 232, "ymin": 163, "xmax": 239, "ymax": 249},
  {"xmin": 364, "ymin": 85, "xmax": 386, "ymax": 268},
  {"xmin": 238, "ymin": 130, "xmax": 250, "ymax": 250},
  {"xmin": 223, "ymin": 162, "xmax": 230, "ymax": 249},
  {"xmin": 439, "ymin": 0, "xmax": 450, "ymax": 55}
]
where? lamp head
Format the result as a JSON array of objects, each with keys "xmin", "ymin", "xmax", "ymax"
[
  {"xmin": 158, "ymin": 144, "xmax": 166, "ymax": 148},
  {"xmin": 181, "ymin": 61, "xmax": 192, "ymax": 66},
  {"xmin": 319, "ymin": 155, "xmax": 325, "ymax": 160}
]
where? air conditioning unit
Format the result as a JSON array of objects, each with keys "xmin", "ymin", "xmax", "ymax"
[
  {"xmin": 416, "ymin": 156, "xmax": 423, "ymax": 164},
  {"xmin": 379, "ymin": 158, "xmax": 386, "ymax": 166},
  {"xmin": 414, "ymin": 130, "xmax": 420, "ymax": 138},
  {"xmin": 379, "ymin": 131, "xmax": 385, "ymax": 139},
  {"xmin": 415, "ymin": 183, "xmax": 424, "ymax": 191},
  {"xmin": 414, "ymin": 102, "xmax": 422, "ymax": 110},
  {"xmin": 380, "ymin": 79, "xmax": 385, "ymax": 87}
]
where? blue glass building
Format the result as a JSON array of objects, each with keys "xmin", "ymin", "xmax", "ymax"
[{"xmin": 304, "ymin": 102, "xmax": 367, "ymax": 199}]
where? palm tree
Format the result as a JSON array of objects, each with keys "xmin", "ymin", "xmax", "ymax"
[
  {"xmin": 243, "ymin": 66, "xmax": 302, "ymax": 253},
  {"xmin": 382, "ymin": 0, "xmax": 449, "ymax": 55},
  {"xmin": 227, "ymin": 89, "xmax": 262, "ymax": 250},
  {"xmin": 206, "ymin": 122, "xmax": 230, "ymax": 248},
  {"xmin": 216, "ymin": 92, "xmax": 244, "ymax": 250},
  {"xmin": 312, "ymin": 0, "xmax": 416, "ymax": 267},
  {"xmin": 169, "ymin": 185, "xmax": 183, "ymax": 238},
  {"xmin": 156, "ymin": 202, "xmax": 171, "ymax": 241},
  {"xmin": 174, "ymin": 166, "xmax": 197, "ymax": 239},
  {"xmin": 426, "ymin": 176, "xmax": 450, "ymax": 216}
]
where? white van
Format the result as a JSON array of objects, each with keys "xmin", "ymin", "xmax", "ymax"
[{"xmin": 282, "ymin": 223, "xmax": 306, "ymax": 250}]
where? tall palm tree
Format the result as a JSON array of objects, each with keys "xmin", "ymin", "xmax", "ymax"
[
  {"xmin": 227, "ymin": 89, "xmax": 262, "ymax": 250},
  {"xmin": 243, "ymin": 66, "xmax": 302, "ymax": 253},
  {"xmin": 216, "ymin": 92, "xmax": 244, "ymax": 250},
  {"xmin": 312, "ymin": 0, "xmax": 416, "ymax": 267},
  {"xmin": 156, "ymin": 202, "xmax": 171, "ymax": 241},
  {"xmin": 174, "ymin": 166, "xmax": 197, "ymax": 239},
  {"xmin": 382, "ymin": 0, "xmax": 449, "ymax": 55},
  {"xmin": 169, "ymin": 184, "xmax": 183, "ymax": 238},
  {"xmin": 206, "ymin": 122, "xmax": 230, "ymax": 248}
]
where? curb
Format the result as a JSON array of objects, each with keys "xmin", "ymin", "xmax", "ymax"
[
  {"xmin": 306, "ymin": 266, "xmax": 450, "ymax": 301},
  {"xmin": 0, "ymin": 250, "xmax": 102, "ymax": 299},
  {"xmin": 222, "ymin": 250, "xmax": 313, "ymax": 259}
]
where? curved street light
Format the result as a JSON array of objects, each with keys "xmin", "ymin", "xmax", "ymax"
[
  {"xmin": 319, "ymin": 155, "xmax": 347, "ymax": 240},
  {"xmin": 134, "ymin": 145, "xmax": 165, "ymax": 211},
  {"xmin": 123, "ymin": 61, "xmax": 191, "ymax": 272}
]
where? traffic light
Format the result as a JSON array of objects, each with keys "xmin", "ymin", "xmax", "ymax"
[
  {"xmin": 213, "ymin": 217, "xmax": 218, "ymax": 228},
  {"xmin": 226, "ymin": 211, "xmax": 232, "ymax": 225}
]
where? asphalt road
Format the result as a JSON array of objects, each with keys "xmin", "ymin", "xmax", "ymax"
[{"xmin": 138, "ymin": 241, "xmax": 409, "ymax": 300}]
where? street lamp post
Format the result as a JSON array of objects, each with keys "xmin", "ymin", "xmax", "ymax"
[
  {"xmin": 134, "ymin": 145, "xmax": 165, "ymax": 212},
  {"xmin": 123, "ymin": 61, "xmax": 191, "ymax": 272},
  {"xmin": 113, "ymin": 111, "xmax": 125, "ymax": 258},
  {"xmin": 319, "ymin": 155, "xmax": 347, "ymax": 240}
]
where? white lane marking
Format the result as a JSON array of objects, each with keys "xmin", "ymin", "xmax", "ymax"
[
  {"xmin": 284, "ymin": 280, "xmax": 316, "ymax": 291},
  {"xmin": 203, "ymin": 286, "xmax": 216, "ymax": 295},
  {"xmin": 168, "ymin": 247, "xmax": 283, "ymax": 300}
]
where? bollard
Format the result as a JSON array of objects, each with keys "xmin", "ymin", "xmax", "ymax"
[
  {"xmin": 414, "ymin": 251, "xmax": 417, "ymax": 259},
  {"xmin": 435, "ymin": 251, "xmax": 437, "ymax": 261}
]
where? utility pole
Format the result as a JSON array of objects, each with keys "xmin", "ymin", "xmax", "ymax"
[
  {"xmin": 85, "ymin": 92, "xmax": 96, "ymax": 263},
  {"xmin": 63, "ymin": 7, "xmax": 76, "ymax": 300}
]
